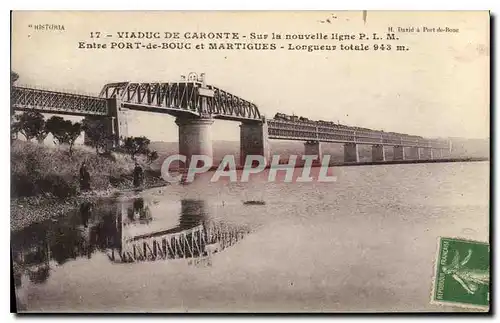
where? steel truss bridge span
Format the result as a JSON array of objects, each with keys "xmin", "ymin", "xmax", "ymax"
[
  {"xmin": 11, "ymin": 83, "xmax": 449, "ymax": 150},
  {"xmin": 99, "ymin": 81, "xmax": 261, "ymax": 121},
  {"xmin": 267, "ymin": 119, "xmax": 449, "ymax": 149},
  {"xmin": 11, "ymin": 86, "xmax": 108, "ymax": 117},
  {"xmin": 11, "ymin": 82, "xmax": 262, "ymax": 121}
]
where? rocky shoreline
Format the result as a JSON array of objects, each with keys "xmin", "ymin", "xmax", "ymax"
[{"xmin": 10, "ymin": 181, "xmax": 168, "ymax": 232}]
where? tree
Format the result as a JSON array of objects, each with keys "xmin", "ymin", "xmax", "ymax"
[
  {"xmin": 11, "ymin": 71, "xmax": 20, "ymax": 141},
  {"xmin": 13, "ymin": 111, "xmax": 47, "ymax": 142},
  {"xmin": 11, "ymin": 117, "xmax": 20, "ymax": 142},
  {"xmin": 11, "ymin": 71, "xmax": 19, "ymax": 85},
  {"xmin": 28, "ymin": 266, "xmax": 51, "ymax": 284},
  {"xmin": 46, "ymin": 116, "xmax": 68, "ymax": 145},
  {"xmin": 66, "ymin": 122, "xmax": 83, "ymax": 155},
  {"xmin": 147, "ymin": 150, "xmax": 159, "ymax": 164},
  {"xmin": 46, "ymin": 116, "xmax": 82, "ymax": 155},
  {"xmin": 122, "ymin": 136, "xmax": 151, "ymax": 159},
  {"xmin": 82, "ymin": 117, "xmax": 115, "ymax": 153},
  {"xmin": 36, "ymin": 127, "xmax": 50, "ymax": 144}
]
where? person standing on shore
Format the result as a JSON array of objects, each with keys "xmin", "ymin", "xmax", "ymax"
[
  {"xmin": 133, "ymin": 161, "xmax": 143, "ymax": 188},
  {"xmin": 80, "ymin": 202, "xmax": 92, "ymax": 227},
  {"xmin": 79, "ymin": 161, "xmax": 91, "ymax": 191}
]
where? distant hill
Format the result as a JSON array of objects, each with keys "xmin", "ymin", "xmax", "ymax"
[
  {"xmin": 148, "ymin": 137, "xmax": 489, "ymax": 169},
  {"xmin": 447, "ymin": 137, "xmax": 490, "ymax": 159}
]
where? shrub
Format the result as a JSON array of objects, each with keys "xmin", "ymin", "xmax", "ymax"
[{"xmin": 11, "ymin": 141, "xmax": 135, "ymax": 198}]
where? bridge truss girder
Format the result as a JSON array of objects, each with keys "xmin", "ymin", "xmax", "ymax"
[
  {"xmin": 99, "ymin": 82, "xmax": 261, "ymax": 121},
  {"xmin": 11, "ymin": 86, "xmax": 108, "ymax": 116},
  {"xmin": 267, "ymin": 119, "xmax": 449, "ymax": 149}
]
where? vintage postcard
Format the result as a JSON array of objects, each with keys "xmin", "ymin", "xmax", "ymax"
[{"xmin": 10, "ymin": 11, "xmax": 490, "ymax": 313}]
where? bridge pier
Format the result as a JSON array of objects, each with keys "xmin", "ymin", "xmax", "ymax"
[
  {"xmin": 420, "ymin": 147, "xmax": 433, "ymax": 160},
  {"xmin": 406, "ymin": 147, "xmax": 420, "ymax": 160},
  {"xmin": 372, "ymin": 144, "xmax": 386, "ymax": 162},
  {"xmin": 304, "ymin": 141, "xmax": 322, "ymax": 164},
  {"xmin": 393, "ymin": 145, "xmax": 405, "ymax": 161},
  {"xmin": 82, "ymin": 98, "xmax": 128, "ymax": 149},
  {"xmin": 108, "ymin": 98, "xmax": 129, "ymax": 146},
  {"xmin": 176, "ymin": 117, "xmax": 214, "ymax": 169},
  {"xmin": 344, "ymin": 143, "xmax": 359, "ymax": 163},
  {"xmin": 240, "ymin": 121, "xmax": 270, "ymax": 166},
  {"xmin": 83, "ymin": 116, "xmax": 115, "ymax": 150}
]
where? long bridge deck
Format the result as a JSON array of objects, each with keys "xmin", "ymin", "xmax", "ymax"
[
  {"xmin": 267, "ymin": 119, "xmax": 449, "ymax": 149},
  {"xmin": 11, "ymin": 83, "xmax": 450, "ymax": 150},
  {"xmin": 11, "ymin": 82, "xmax": 262, "ymax": 121}
]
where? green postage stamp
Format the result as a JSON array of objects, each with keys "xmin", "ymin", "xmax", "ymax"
[{"xmin": 432, "ymin": 237, "xmax": 490, "ymax": 308}]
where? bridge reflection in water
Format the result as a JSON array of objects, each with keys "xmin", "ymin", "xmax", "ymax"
[
  {"xmin": 109, "ymin": 199, "xmax": 252, "ymax": 263},
  {"xmin": 11, "ymin": 197, "xmax": 253, "ymax": 290}
]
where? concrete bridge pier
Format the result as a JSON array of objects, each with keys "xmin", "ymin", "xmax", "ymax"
[
  {"xmin": 109, "ymin": 98, "xmax": 129, "ymax": 146},
  {"xmin": 344, "ymin": 143, "xmax": 359, "ymax": 163},
  {"xmin": 420, "ymin": 147, "xmax": 433, "ymax": 160},
  {"xmin": 304, "ymin": 141, "xmax": 323, "ymax": 164},
  {"xmin": 372, "ymin": 144, "xmax": 386, "ymax": 162},
  {"xmin": 406, "ymin": 147, "xmax": 420, "ymax": 160},
  {"xmin": 240, "ymin": 121, "xmax": 270, "ymax": 167},
  {"xmin": 393, "ymin": 146, "xmax": 405, "ymax": 161},
  {"xmin": 176, "ymin": 117, "xmax": 215, "ymax": 169},
  {"xmin": 418, "ymin": 148, "xmax": 424, "ymax": 160},
  {"xmin": 84, "ymin": 98, "xmax": 128, "ymax": 149}
]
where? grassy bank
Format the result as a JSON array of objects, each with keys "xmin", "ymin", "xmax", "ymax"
[{"xmin": 11, "ymin": 140, "xmax": 167, "ymax": 230}]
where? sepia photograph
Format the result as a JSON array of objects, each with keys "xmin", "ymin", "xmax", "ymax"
[{"xmin": 9, "ymin": 10, "xmax": 490, "ymax": 313}]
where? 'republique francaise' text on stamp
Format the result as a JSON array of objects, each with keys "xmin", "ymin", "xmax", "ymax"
[{"xmin": 432, "ymin": 237, "xmax": 490, "ymax": 308}]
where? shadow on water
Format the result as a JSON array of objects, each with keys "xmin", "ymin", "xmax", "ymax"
[{"xmin": 11, "ymin": 196, "xmax": 253, "ymax": 289}]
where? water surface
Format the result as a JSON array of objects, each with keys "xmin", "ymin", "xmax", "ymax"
[{"xmin": 12, "ymin": 162, "xmax": 489, "ymax": 312}]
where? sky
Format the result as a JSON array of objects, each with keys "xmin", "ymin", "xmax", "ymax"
[{"xmin": 11, "ymin": 11, "xmax": 490, "ymax": 142}]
